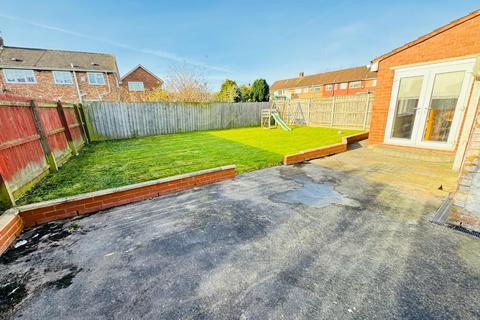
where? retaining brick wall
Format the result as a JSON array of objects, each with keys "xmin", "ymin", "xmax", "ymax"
[
  {"xmin": 0, "ymin": 165, "xmax": 236, "ymax": 255},
  {"xmin": 0, "ymin": 209, "xmax": 23, "ymax": 255},
  {"xmin": 283, "ymin": 132, "xmax": 369, "ymax": 165}
]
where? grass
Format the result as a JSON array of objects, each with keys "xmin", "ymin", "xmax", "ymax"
[{"xmin": 18, "ymin": 126, "xmax": 361, "ymax": 204}]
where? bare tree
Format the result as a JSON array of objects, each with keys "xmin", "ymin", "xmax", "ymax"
[{"xmin": 156, "ymin": 63, "xmax": 212, "ymax": 103}]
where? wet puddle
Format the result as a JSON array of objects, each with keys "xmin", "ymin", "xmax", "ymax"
[{"xmin": 270, "ymin": 173, "xmax": 359, "ymax": 209}]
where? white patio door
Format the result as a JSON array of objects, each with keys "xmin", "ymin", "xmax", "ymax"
[{"xmin": 384, "ymin": 58, "xmax": 475, "ymax": 150}]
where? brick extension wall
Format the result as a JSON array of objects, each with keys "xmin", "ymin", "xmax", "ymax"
[
  {"xmin": 0, "ymin": 165, "xmax": 236, "ymax": 255},
  {"xmin": 450, "ymin": 112, "xmax": 480, "ymax": 231},
  {"xmin": 369, "ymin": 13, "xmax": 480, "ymax": 145}
]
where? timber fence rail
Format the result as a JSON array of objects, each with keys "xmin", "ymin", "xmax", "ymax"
[
  {"xmin": 274, "ymin": 93, "xmax": 373, "ymax": 130},
  {"xmin": 83, "ymin": 101, "xmax": 269, "ymax": 140},
  {"xmin": 0, "ymin": 94, "xmax": 87, "ymax": 209}
]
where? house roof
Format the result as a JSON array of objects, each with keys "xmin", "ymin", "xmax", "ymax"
[
  {"xmin": 372, "ymin": 9, "xmax": 480, "ymax": 63},
  {"xmin": 0, "ymin": 46, "xmax": 118, "ymax": 73},
  {"xmin": 120, "ymin": 64, "xmax": 163, "ymax": 82},
  {"xmin": 271, "ymin": 66, "xmax": 376, "ymax": 91}
]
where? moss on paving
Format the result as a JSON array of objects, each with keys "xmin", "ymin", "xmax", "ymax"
[{"xmin": 18, "ymin": 127, "xmax": 360, "ymax": 204}]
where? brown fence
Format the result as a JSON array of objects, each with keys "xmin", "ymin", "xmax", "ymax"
[
  {"xmin": 273, "ymin": 93, "xmax": 373, "ymax": 129},
  {"xmin": 0, "ymin": 94, "xmax": 87, "ymax": 209}
]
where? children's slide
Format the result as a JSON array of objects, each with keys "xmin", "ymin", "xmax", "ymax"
[{"xmin": 271, "ymin": 111, "xmax": 292, "ymax": 131}]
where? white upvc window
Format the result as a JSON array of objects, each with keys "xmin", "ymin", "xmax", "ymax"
[
  {"xmin": 313, "ymin": 86, "xmax": 321, "ymax": 92},
  {"xmin": 87, "ymin": 72, "xmax": 106, "ymax": 85},
  {"xmin": 294, "ymin": 88, "xmax": 302, "ymax": 94},
  {"xmin": 128, "ymin": 81, "xmax": 145, "ymax": 91},
  {"xmin": 53, "ymin": 71, "xmax": 73, "ymax": 85},
  {"xmin": 303, "ymin": 87, "xmax": 309, "ymax": 93},
  {"xmin": 371, "ymin": 79, "xmax": 377, "ymax": 87},
  {"xmin": 276, "ymin": 90, "xmax": 284, "ymax": 96},
  {"xmin": 325, "ymin": 84, "xmax": 333, "ymax": 91},
  {"xmin": 339, "ymin": 82, "xmax": 348, "ymax": 89},
  {"xmin": 3, "ymin": 69, "xmax": 36, "ymax": 84},
  {"xmin": 349, "ymin": 81, "xmax": 362, "ymax": 88}
]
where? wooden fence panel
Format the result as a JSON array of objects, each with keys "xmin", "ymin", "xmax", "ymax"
[
  {"xmin": 0, "ymin": 95, "xmax": 86, "ymax": 208},
  {"xmin": 84, "ymin": 101, "xmax": 268, "ymax": 141},
  {"xmin": 276, "ymin": 93, "xmax": 373, "ymax": 129}
]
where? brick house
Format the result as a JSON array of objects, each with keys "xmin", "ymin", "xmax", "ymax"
[
  {"xmin": 0, "ymin": 38, "xmax": 120, "ymax": 103},
  {"xmin": 271, "ymin": 66, "xmax": 377, "ymax": 100},
  {"xmin": 367, "ymin": 9, "xmax": 480, "ymax": 230},
  {"xmin": 120, "ymin": 65, "xmax": 163, "ymax": 102}
]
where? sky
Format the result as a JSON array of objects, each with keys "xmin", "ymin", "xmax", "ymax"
[{"xmin": 0, "ymin": 0, "xmax": 479, "ymax": 91}]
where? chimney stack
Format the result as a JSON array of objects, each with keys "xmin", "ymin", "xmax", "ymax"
[{"xmin": 299, "ymin": 72, "xmax": 304, "ymax": 77}]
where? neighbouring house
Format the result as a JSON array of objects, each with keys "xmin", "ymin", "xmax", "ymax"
[
  {"xmin": 0, "ymin": 37, "xmax": 120, "ymax": 103},
  {"xmin": 120, "ymin": 65, "xmax": 163, "ymax": 101},
  {"xmin": 367, "ymin": 9, "xmax": 480, "ymax": 230},
  {"xmin": 270, "ymin": 66, "xmax": 377, "ymax": 100}
]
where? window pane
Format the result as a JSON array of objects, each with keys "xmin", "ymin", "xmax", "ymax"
[
  {"xmin": 391, "ymin": 76, "xmax": 423, "ymax": 139},
  {"xmin": 3, "ymin": 69, "xmax": 36, "ymax": 83},
  {"xmin": 128, "ymin": 81, "xmax": 145, "ymax": 91},
  {"xmin": 88, "ymin": 72, "xmax": 105, "ymax": 85},
  {"xmin": 53, "ymin": 71, "xmax": 73, "ymax": 84},
  {"xmin": 423, "ymin": 71, "xmax": 464, "ymax": 142}
]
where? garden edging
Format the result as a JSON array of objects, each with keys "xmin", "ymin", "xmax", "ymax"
[
  {"xmin": 283, "ymin": 131, "xmax": 369, "ymax": 165},
  {"xmin": 0, "ymin": 165, "xmax": 236, "ymax": 255}
]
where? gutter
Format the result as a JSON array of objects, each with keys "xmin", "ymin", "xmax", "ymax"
[{"xmin": 70, "ymin": 63, "xmax": 83, "ymax": 103}]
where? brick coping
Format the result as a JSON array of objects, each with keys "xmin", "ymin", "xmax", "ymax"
[
  {"xmin": 283, "ymin": 131, "xmax": 369, "ymax": 165},
  {"xmin": 19, "ymin": 165, "xmax": 236, "ymax": 211},
  {"xmin": 0, "ymin": 165, "xmax": 236, "ymax": 255}
]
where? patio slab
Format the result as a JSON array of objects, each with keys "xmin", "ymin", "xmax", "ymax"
[{"xmin": 1, "ymin": 151, "xmax": 479, "ymax": 319}]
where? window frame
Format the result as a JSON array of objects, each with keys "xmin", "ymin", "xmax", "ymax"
[
  {"xmin": 339, "ymin": 82, "xmax": 348, "ymax": 90},
  {"xmin": 349, "ymin": 81, "xmax": 362, "ymax": 89},
  {"xmin": 53, "ymin": 71, "xmax": 73, "ymax": 85},
  {"xmin": 87, "ymin": 72, "xmax": 106, "ymax": 85},
  {"xmin": 128, "ymin": 81, "xmax": 145, "ymax": 92},
  {"xmin": 325, "ymin": 84, "xmax": 333, "ymax": 91},
  {"xmin": 3, "ymin": 69, "xmax": 37, "ymax": 84}
]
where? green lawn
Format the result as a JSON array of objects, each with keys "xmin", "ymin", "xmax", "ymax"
[{"xmin": 18, "ymin": 126, "xmax": 361, "ymax": 204}]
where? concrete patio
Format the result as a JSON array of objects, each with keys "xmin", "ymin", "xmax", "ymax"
[{"xmin": 1, "ymin": 143, "xmax": 479, "ymax": 319}]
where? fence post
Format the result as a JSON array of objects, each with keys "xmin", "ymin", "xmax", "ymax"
[
  {"xmin": 330, "ymin": 96, "xmax": 336, "ymax": 127},
  {"xmin": 362, "ymin": 93, "xmax": 371, "ymax": 130},
  {"xmin": 56, "ymin": 101, "xmax": 78, "ymax": 155},
  {"xmin": 29, "ymin": 100, "xmax": 58, "ymax": 172},
  {"xmin": 75, "ymin": 104, "xmax": 91, "ymax": 142},
  {"xmin": 0, "ymin": 173, "xmax": 15, "ymax": 209},
  {"xmin": 73, "ymin": 104, "xmax": 89, "ymax": 144}
]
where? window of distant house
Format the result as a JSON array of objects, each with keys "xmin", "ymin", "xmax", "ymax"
[
  {"xmin": 53, "ymin": 71, "xmax": 73, "ymax": 85},
  {"xmin": 128, "ymin": 81, "xmax": 145, "ymax": 91},
  {"xmin": 371, "ymin": 79, "xmax": 377, "ymax": 87},
  {"xmin": 339, "ymin": 82, "xmax": 348, "ymax": 90},
  {"xmin": 313, "ymin": 86, "xmax": 321, "ymax": 92},
  {"xmin": 3, "ymin": 69, "xmax": 36, "ymax": 84},
  {"xmin": 303, "ymin": 87, "xmax": 309, "ymax": 93},
  {"xmin": 87, "ymin": 72, "xmax": 106, "ymax": 85},
  {"xmin": 325, "ymin": 84, "xmax": 333, "ymax": 91},
  {"xmin": 349, "ymin": 81, "xmax": 362, "ymax": 88},
  {"xmin": 276, "ymin": 90, "xmax": 284, "ymax": 95},
  {"xmin": 294, "ymin": 88, "xmax": 302, "ymax": 94}
]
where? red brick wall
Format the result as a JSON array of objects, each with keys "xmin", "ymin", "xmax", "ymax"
[
  {"xmin": 0, "ymin": 211, "xmax": 23, "ymax": 255},
  {"xmin": 283, "ymin": 131, "xmax": 369, "ymax": 165},
  {"xmin": 369, "ymin": 14, "xmax": 480, "ymax": 145},
  {"xmin": 0, "ymin": 70, "xmax": 120, "ymax": 103},
  {"xmin": 120, "ymin": 67, "xmax": 163, "ymax": 101}
]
